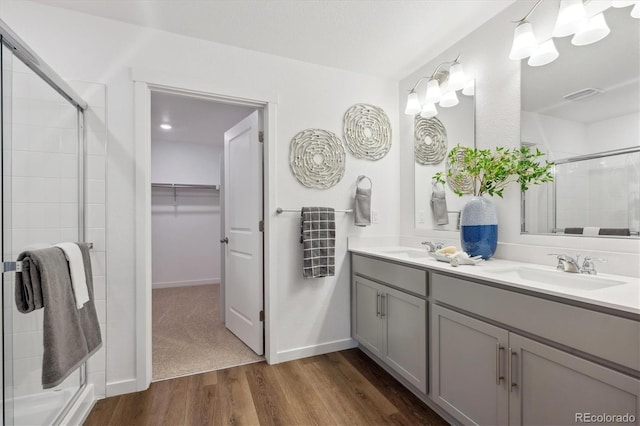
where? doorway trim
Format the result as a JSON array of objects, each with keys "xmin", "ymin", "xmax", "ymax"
[{"xmin": 133, "ymin": 72, "xmax": 278, "ymax": 391}]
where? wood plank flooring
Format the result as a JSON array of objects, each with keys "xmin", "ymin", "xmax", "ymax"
[{"xmin": 84, "ymin": 349, "xmax": 447, "ymax": 426}]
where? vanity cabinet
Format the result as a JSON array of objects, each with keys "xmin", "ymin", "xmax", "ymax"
[
  {"xmin": 352, "ymin": 255, "xmax": 427, "ymax": 393},
  {"xmin": 431, "ymin": 279, "xmax": 640, "ymax": 426}
]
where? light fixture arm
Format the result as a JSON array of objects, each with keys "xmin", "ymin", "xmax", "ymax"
[
  {"xmin": 513, "ymin": 0, "xmax": 543, "ymax": 23},
  {"xmin": 407, "ymin": 53, "xmax": 462, "ymax": 92}
]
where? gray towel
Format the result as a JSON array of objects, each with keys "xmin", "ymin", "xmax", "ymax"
[
  {"xmin": 301, "ymin": 207, "xmax": 335, "ymax": 278},
  {"xmin": 354, "ymin": 175, "xmax": 372, "ymax": 227},
  {"xmin": 431, "ymin": 182, "xmax": 449, "ymax": 225},
  {"xmin": 15, "ymin": 243, "xmax": 102, "ymax": 389}
]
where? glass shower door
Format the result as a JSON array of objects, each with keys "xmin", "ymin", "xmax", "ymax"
[{"xmin": 2, "ymin": 44, "xmax": 85, "ymax": 426}]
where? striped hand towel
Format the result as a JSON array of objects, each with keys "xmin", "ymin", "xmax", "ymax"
[{"xmin": 301, "ymin": 207, "xmax": 336, "ymax": 278}]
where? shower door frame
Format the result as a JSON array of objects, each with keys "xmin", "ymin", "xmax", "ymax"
[{"xmin": 0, "ymin": 18, "xmax": 89, "ymax": 426}]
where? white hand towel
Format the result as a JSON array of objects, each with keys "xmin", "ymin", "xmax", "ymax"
[
  {"xmin": 583, "ymin": 227, "xmax": 600, "ymax": 236},
  {"xmin": 54, "ymin": 243, "xmax": 90, "ymax": 309}
]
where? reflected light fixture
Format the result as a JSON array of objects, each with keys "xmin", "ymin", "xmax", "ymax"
[
  {"xmin": 572, "ymin": 12, "xmax": 611, "ymax": 45},
  {"xmin": 511, "ymin": 0, "xmax": 633, "ymax": 67},
  {"xmin": 160, "ymin": 123, "xmax": 172, "ymax": 130},
  {"xmin": 404, "ymin": 53, "xmax": 472, "ymax": 117},
  {"xmin": 553, "ymin": 0, "xmax": 587, "ymax": 37}
]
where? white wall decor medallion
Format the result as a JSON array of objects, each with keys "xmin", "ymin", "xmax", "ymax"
[
  {"xmin": 343, "ymin": 103, "xmax": 392, "ymax": 160},
  {"xmin": 414, "ymin": 116, "xmax": 448, "ymax": 165},
  {"xmin": 446, "ymin": 147, "xmax": 474, "ymax": 194},
  {"xmin": 290, "ymin": 128, "xmax": 346, "ymax": 189}
]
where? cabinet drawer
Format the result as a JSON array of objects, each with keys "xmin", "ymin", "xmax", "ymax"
[
  {"xmin": 352, "ymin": 254, "xmax": 427, "ymax": 297},
  {"xmin": 432, "ymin": 273, "xmax": 640, "ymax": 372}
]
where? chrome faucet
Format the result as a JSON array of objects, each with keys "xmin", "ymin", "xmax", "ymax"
[
  {"xmin": 580, "ymin": 256, "xmax": 606, "ymax": 275},
  {"xmin": 549, "ymin": 254, "xmax": 607, "ymax": 274},
  {"xmin": 422, "ymin": 241, "xmax": 444, "ymax": 253},
  {"xmin": 549, "ymin": 254, "xmax": 581, "ymax": 273}
]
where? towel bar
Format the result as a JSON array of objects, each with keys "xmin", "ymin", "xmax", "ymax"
[
  {"xmin": 276, "ymin": 207, "xmax": 353, "ymax": 214},
  {"xmin": 1, "ymin": 242, "xmax": 94, "ymax": 274}
]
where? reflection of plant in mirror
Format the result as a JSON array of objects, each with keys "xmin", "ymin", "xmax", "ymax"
[{"xmin": 433, "ymin": 144, "xmax": 554, "ymax": 197}]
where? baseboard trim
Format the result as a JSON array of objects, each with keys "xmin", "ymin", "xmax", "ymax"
[
  {"xmin": 61, "ymin": 384, "xmax": 95, "ymax": 426},
  {"xmin": 275, "ymin": 338, "xmax": 358, "ymax": 364},
  {"xmin": 106, "ymin": 378, "xmax": 138, "ymax": 397},
  {"xmin": 152, "ymin": 279, "xmax": 220, "ymax": 289}
]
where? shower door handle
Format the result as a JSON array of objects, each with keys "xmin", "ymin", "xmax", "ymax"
[{"xmin": 220, "ymin": 237, "xmax": 229, "ymax": 244}]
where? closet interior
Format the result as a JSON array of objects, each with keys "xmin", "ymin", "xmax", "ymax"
[{"xmin": 150, "ymin": 92, "xmax": 262, "ymax": 380}]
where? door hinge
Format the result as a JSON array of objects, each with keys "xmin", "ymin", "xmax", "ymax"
[
  {"xmin": 259, "ymin": 220, "xmax": 264, "ymax": 232},
  {"xmin": 259, "ymin": 310, "xmax": 265, "ymax": 322},
  {"xmin": 258, "ymin": 131, "xmax": 264, "ymax": 143}
]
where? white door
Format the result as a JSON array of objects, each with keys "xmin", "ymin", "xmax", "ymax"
[{"xmin": 223, "ymin": 110, "xmax": 264, "ymax": 355}]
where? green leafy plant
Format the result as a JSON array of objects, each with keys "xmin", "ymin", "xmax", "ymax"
[{"xmin": 433, "ymin": 144, "xmax": 554, "ymax": 198}]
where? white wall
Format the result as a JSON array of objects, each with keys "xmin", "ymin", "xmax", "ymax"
[
  {"xmin": 586, "ymin": 112, "xmax": 640, "ymax": 153},
  {"xmin": 399, "ymin": 1, "xmax": 639, "ymax": 273},
  {"xmin": 151, "ymin": 139, "xmax": 221, "ymax": 287},
  {"xmin": 1, "ymin": 0, "xmax": 400, "ymax": 393},
  {"xmin": 521, "ymin": 111, "xmax": 586, "ymax": 159},
  {"xmin": 151, "ymin": 140, "xmax": 221, "ymax": 185}
]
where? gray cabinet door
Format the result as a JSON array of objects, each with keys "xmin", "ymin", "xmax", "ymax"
[
  {"xmin": 508, "ymin": 333, "xmax": 640, "ymax": 426},
  {"xmin": 382, "ymin": 285, "xmax": 427, "ymax": 393},
  {"xmin": 353, "ymin": 276, "xmax": 383, "ymax": 357},
  {"xmin": 431, "ymin": 305, "xmax": 509, "ymax": 426}
]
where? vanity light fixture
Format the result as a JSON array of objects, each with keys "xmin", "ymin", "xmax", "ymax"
[
  {"xmin": 404, "ymin": 53, "xmax": 473, "ymax": 117},
  {"xmin": 572, "ymin": 12, "xmax": 611, "ymax": 45},
  {"xmin": 511, "ymin": 0, "xmax": 633, "ymax": 66},
  {"xmin": 160, "ymin": 123, "xmax": 172, "ymax": 130}
]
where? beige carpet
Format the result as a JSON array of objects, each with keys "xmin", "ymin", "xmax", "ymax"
[{"xmin": 152, "ymin": 284, "xmax": 263, "ymax": 381}]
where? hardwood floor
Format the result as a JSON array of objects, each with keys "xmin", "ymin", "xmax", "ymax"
[{"xmin": 84, "ymin": 349, "xmax": 448, "ymax": 426}]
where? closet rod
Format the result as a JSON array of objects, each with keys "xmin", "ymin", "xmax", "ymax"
[
  {"xmin": 151, "ymin": 183, "xmax": 219, "ymax": 190},
  {"xmin": 276, "ymin": 208, "xmax": 353, "ymax": 214}
]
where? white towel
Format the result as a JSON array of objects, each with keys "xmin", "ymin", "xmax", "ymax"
[
  {"xmin": 583, "ymin": 227, "xmax": 600, "ymax": 236},
  {"xmin": 54, "ymin": 243, "xmax": 90, "ymax": 309}
]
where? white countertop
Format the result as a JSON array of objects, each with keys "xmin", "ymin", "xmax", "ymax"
[{"xmin": 349, "ymin": 246, "xmax": 640, "ymax": 316}]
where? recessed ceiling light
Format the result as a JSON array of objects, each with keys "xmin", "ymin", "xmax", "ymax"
[{"xmin": 160, "ymin": 123, "xmax": 172, "ymax": 130}]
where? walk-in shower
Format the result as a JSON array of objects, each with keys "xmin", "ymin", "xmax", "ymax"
[{"xmin": 1, "ymin": 19, "xmax": 89, "ymax": 425}]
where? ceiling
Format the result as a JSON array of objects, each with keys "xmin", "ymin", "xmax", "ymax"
[
  {"xmin": 521, "ymin": 6, "xmax": 639, "ymax": 124},
  {"xmin": 30, "ymin": 0, "xmax": 516, "ymax": 79},
  {"xmin": 151, "ymin": 92, "xmax": 256, "ymax": 145}
]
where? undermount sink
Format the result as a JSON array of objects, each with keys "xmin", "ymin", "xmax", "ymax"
[
  {"xmin": 381, "ymin": 249, "xmax": 429, "ymax": 259},
  {"xmin": 487, "ymin": 266, "xmax": 626, "ymax": 291}
]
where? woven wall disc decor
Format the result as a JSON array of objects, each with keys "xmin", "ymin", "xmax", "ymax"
[
  {"xmin": 343, "ymin": 103, "xmax": 392, "ymax": 160},
  {"xmin": 289, "ymin": 129, "xmax": 346, "ymax": 189},
  {"xmin": 414, "ymin": 116, "xmax": 448, "ymax": 165},
  {"xmin": 446, "ymin": 147, "xmax": 474, "ymax": 194}
]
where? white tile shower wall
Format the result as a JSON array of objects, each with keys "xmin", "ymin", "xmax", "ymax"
[{"xmin": 8, "ymin": 60, "xmax": 83, "ymax": 399}]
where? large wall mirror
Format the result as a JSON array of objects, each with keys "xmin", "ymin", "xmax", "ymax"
[
  {"xmin": 414, "ymin": 86, "xmax": 475, "ymax": 231},
  {"xmin": 521, "ymin": 6, "xmax": 639, "ymax": 238}
]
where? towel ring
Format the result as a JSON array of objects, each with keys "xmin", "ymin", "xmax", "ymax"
[{"xmin": 356, "ymin": 175, "xmax": 372, "ymax": 190}]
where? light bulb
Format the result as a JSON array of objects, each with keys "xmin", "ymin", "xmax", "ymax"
[
  {"xmin": 439, "ymin": 89, "xmax": 459, "ymax": 108},
  {"xmin": 528, "ymin": 39, "xmax": 560, "ymax": 66},
  {"xmin": 631, "ymin": 1, "xmax": 640, "ymax": 17},
  {"xmin": 462, "ymin": 78, "xmax": 475, "ymax": 96},
  {"xmin": 404, "ymin": 91, "xmax": 421, "ymax": 115},
  {"xmin": 572, "ymin": 13, "xmax": 610, "ymax": 45},
  {"xmin": 509, "ymin": 21, "xmax": 538, "ymax": 60},
  {"xmin": 424, "ymin": 79, "xmax": 442, "ymax": 103},
  {"xmin": 448, "ymin": 62, "xmax": 466, "ymax": 91},
  {"xmin": 420, "ymin": 103, "xmax": 438, "ymax": 118},
  {"xmin": 553, "ymin": 0, "xmax": 587, "ymax": 37},
  {"xmin": 160, "ymin": 123, "xmax": 172, "ymax": 130}
]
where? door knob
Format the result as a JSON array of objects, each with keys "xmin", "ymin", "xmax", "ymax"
[{"xmin": 220, "ymin": 237, "xmax": 229, "ymax": 244}]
